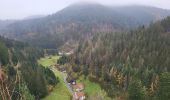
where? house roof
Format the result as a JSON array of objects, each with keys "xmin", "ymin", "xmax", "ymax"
[
  {"xmin": 69, "ymin": 80, "xmax": 76, "ymax": 83},
  {"xmin": 73, "ymin": 83, "xmax": 84, "ymax": 90},
  {"xmin": 74, "ymin": 92, "xmax": 85, "ymax": 99}
]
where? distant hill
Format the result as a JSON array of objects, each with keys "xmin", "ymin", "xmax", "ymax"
[
  {"xmin": 23, "ymin": 15, "xmax": 45, "ymax": 20},
  {"xmin": 0, "ymin": 20, "xmax": 16, "ymax": 30},
  {"xmin": 113, "ymin": 5, "xmax": 170, "ymax": 25},
  {"xmin": 0, "ymin": 3, "xmax": 170, "ymax": 48}
]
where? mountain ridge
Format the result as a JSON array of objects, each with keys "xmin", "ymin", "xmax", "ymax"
[{"xmin": 0, "ymin": 3, "xmax": 170, "ymax": 48}]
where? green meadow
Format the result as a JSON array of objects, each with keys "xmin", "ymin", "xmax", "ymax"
[{"xmin": 38, "ymin": 55, "xmax": 71, "ymax": 100}]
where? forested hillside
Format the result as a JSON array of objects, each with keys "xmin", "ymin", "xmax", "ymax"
[
  {"xmin": 68, "ymin": 17, "xmax": 170, "ymax": 99},
  {"xmin": 1, "ymin": 4, "xmax": 170, "ymax": 48},
  {"xmin": 0, "ymin": 3, "xmax": 170, "ymax": 100},
  {"xmin": 113, "ymin": 5, "xmax": 170, "ymax": 25},
  {"xmin": 0, "ymin": 36, "xmax": 58, "ymax": 100},
  {"xmin": 0, "ymin": 20, "xmax": 15, "ymax": 30}
]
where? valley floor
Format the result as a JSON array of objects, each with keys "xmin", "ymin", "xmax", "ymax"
[
  {"xmin": 38, "ymin": 55, "xmax": 71, "ymax": 100},
  {"xmin": 38, "ymin": 55, "xmax": 111, "ymax": 100}
]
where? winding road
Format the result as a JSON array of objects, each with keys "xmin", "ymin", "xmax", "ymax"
[
  {"xmin": 52, "ymin": 67, "xmax": 73, "ymax": 95},
  {"xmin": 62, "ymin": 73, "xmax": 74, "ymax": 95}
]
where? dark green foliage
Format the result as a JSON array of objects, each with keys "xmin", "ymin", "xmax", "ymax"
[
  {"xmin": 71, "ymin": 17, "xmax": 170, "ymax": 98},
  {"xmin": 7, "ymin": 66, "xmax": 16, "ymax": 76},
  {"xmin": 0, "ymin": 5, "xmax": 170, "ymax": 100},
  {"xmin": 12, "ymin": 46, "xmax": 49, "ymax": 98},
  {"xmin": 0, "ymin": 41, "xmax": 9, "ymax": 65},
  {"xmin": 158, "ymin": 72, "xmax": 170, "ymax": 100},
  {"xmin": 128, "ymin": 79, "xmax": 145, "ymax": 100},
  {"xmin": 11, "ymin": 50, "xmax": 18, "ymax": 65},
  {"xmin": 21, "ymin": 64, "xmax": 48, "ymax": 98},
  {"xmin": 83, "ymin": 65, "xmax": 89, "ymax": 76},
  {"xmin": 17, "ymin": 83, "xmax": 35, "ymax": 100},
  {"xmin": 43, "ymin": 67, "xmax": 59, "ymax": 85},
  {"xmin": 1, "ymin": 5, "xmax": 170, "ymax": 49},
  {"xmin": 11, "ymin": 83, "xmax": 22, "ymax": 100},
  {"xmin": 45, "ymin": 49, "xmax": 58, "ymax": 55},
  {"xmin": 57, "ymin": 55, "xmax": 69, "ymax": 65},
  {"xmin": 72, "ymin": 65, "xmax": 81, "ymax": 73},
  {"xmin": 0, "ymin": 36, "xmax": 51, "ymax": 99}
]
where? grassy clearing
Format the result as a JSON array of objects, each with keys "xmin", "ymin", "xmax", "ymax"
[
  {"xmin": 38, "ymin": 55, "xmax": 60, "ymax": 67},
  {"xmin": 38, "ymin": 55, "xmax": 110, "ymax": 100},
  {"xmin": 77, "ymin": 76, "xmax": 101, "ymax": 95},
  {"xmin": 77, "ymin": 76, "xmax": 111, "ymax": 100},
  {"xmin": 42, "ymin": 70, "xmax": 71, "ymax": 100},
  {"xmin": 38, "ymin": 55, "xmax": 71, "ymax": 100}
]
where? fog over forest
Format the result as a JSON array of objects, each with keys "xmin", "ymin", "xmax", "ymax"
[{"xmin": 0, "ymin": 0, "xmax": 170, "ymax": 19}]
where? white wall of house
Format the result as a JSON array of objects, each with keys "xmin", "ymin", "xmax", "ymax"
[{"xmin": 80, "ymin": 96, "xmax": 85, "ymax": 100}]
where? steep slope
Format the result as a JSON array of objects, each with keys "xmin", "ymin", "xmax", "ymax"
[
  {"xmin": 0, "ymin": 36, "xmax": 58, "ymax": 99},
  {"xmin": 0, "ymin": 20, "xmax": 16, "ymax": 30},
  {"xmin": 113, "ymin": 5, "xmax": 170, "ymax": 25},
  {"xmin": 23, "ymin": 15, "xmax": 45, "ymax": 20},
  {"xmin": 1, "ymin": 3, "xmax": 170, "ymax": 48},
  {"xmin": 69, "ymin": 17, "xmax": 170, "ymax": 98}
]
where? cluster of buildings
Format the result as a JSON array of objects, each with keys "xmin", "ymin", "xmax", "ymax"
[
  {"xmin": 70, "ymin": 81, "xmax": 86, "ymax": 100},
  {"xmin": 56, "ymin": 49, "xmax": 86, "ymax": 100},
  {"xmin": 54, "ymin": 64, "xmax": 86, "ymax": 100}
]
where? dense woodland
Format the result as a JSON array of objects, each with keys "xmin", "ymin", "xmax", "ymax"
[
  {"xmin": 65, "ymin": 17, "xmax": 170, "ymax": 99},
  {"xmin": 1, "ymin": 4, "xmax": 170, "ymax": 49},
  {"xmin": 0, "ymin": 36, "xmax": 58, "ymax": 100},
  {"xmin": 0, "ymin": 3, "xmax": 170, "ymax": 100}
]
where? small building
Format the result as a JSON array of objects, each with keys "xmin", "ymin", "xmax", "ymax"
[
  {"xmin": 58, "ymin": 50, "xmax": 74, "ymax": 56},
  {"xmin": 72, "ymin": 83, "xmax": 84, "ymax": 92},
  {"xmin": 65, "ymin": 50, "xmax": 74, "ymax": 55},
  {"xmin": 58, "ymin": 51, "xmax": 64, "ymax": 56},
  {"xmin": 69, "ymin": 80, "xmax": 76, "ymax": 85},
  {"xmin": 73, "ymin": 92, "xmax": 85, "ymax": 100}
]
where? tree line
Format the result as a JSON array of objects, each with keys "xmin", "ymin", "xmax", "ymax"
[
  {"xmin": 0, "ymin": 36, "xmax": 58, "ymax": 100},
  {"xmin": 67, "ymin": 17, "xmax": 170, "ymax": 99}
]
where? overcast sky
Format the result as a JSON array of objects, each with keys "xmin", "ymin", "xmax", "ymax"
[{"xmin": 0, "ymin": 0, "xmax": 170, "ymax": 20}]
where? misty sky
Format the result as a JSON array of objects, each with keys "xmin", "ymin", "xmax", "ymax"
[{"xmin": 0, "ymin": 0, "xmax": 170, "ymax": 20}]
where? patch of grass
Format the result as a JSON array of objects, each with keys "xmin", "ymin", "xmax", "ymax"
[
  {"xmin": 77, "ymin": 76, "xmax": 111, "ymax": 100},
  {"xmin": 38, "ymin": 55, "xmax": 60, "ymax": 67},
  {"xmin": 84, "ymin": 79, "xmax": 101, "ymax": 95},
  {"xmin": 42, "ymin": 70, "xmax": 71, "ymax": 100},
  {"xmin": 77, "ymin": 76, "xmax": 101, "ymax": 95},
  {"xmin": 38, "ymin": 55, "xmax": 71, "ymax": 100}
]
